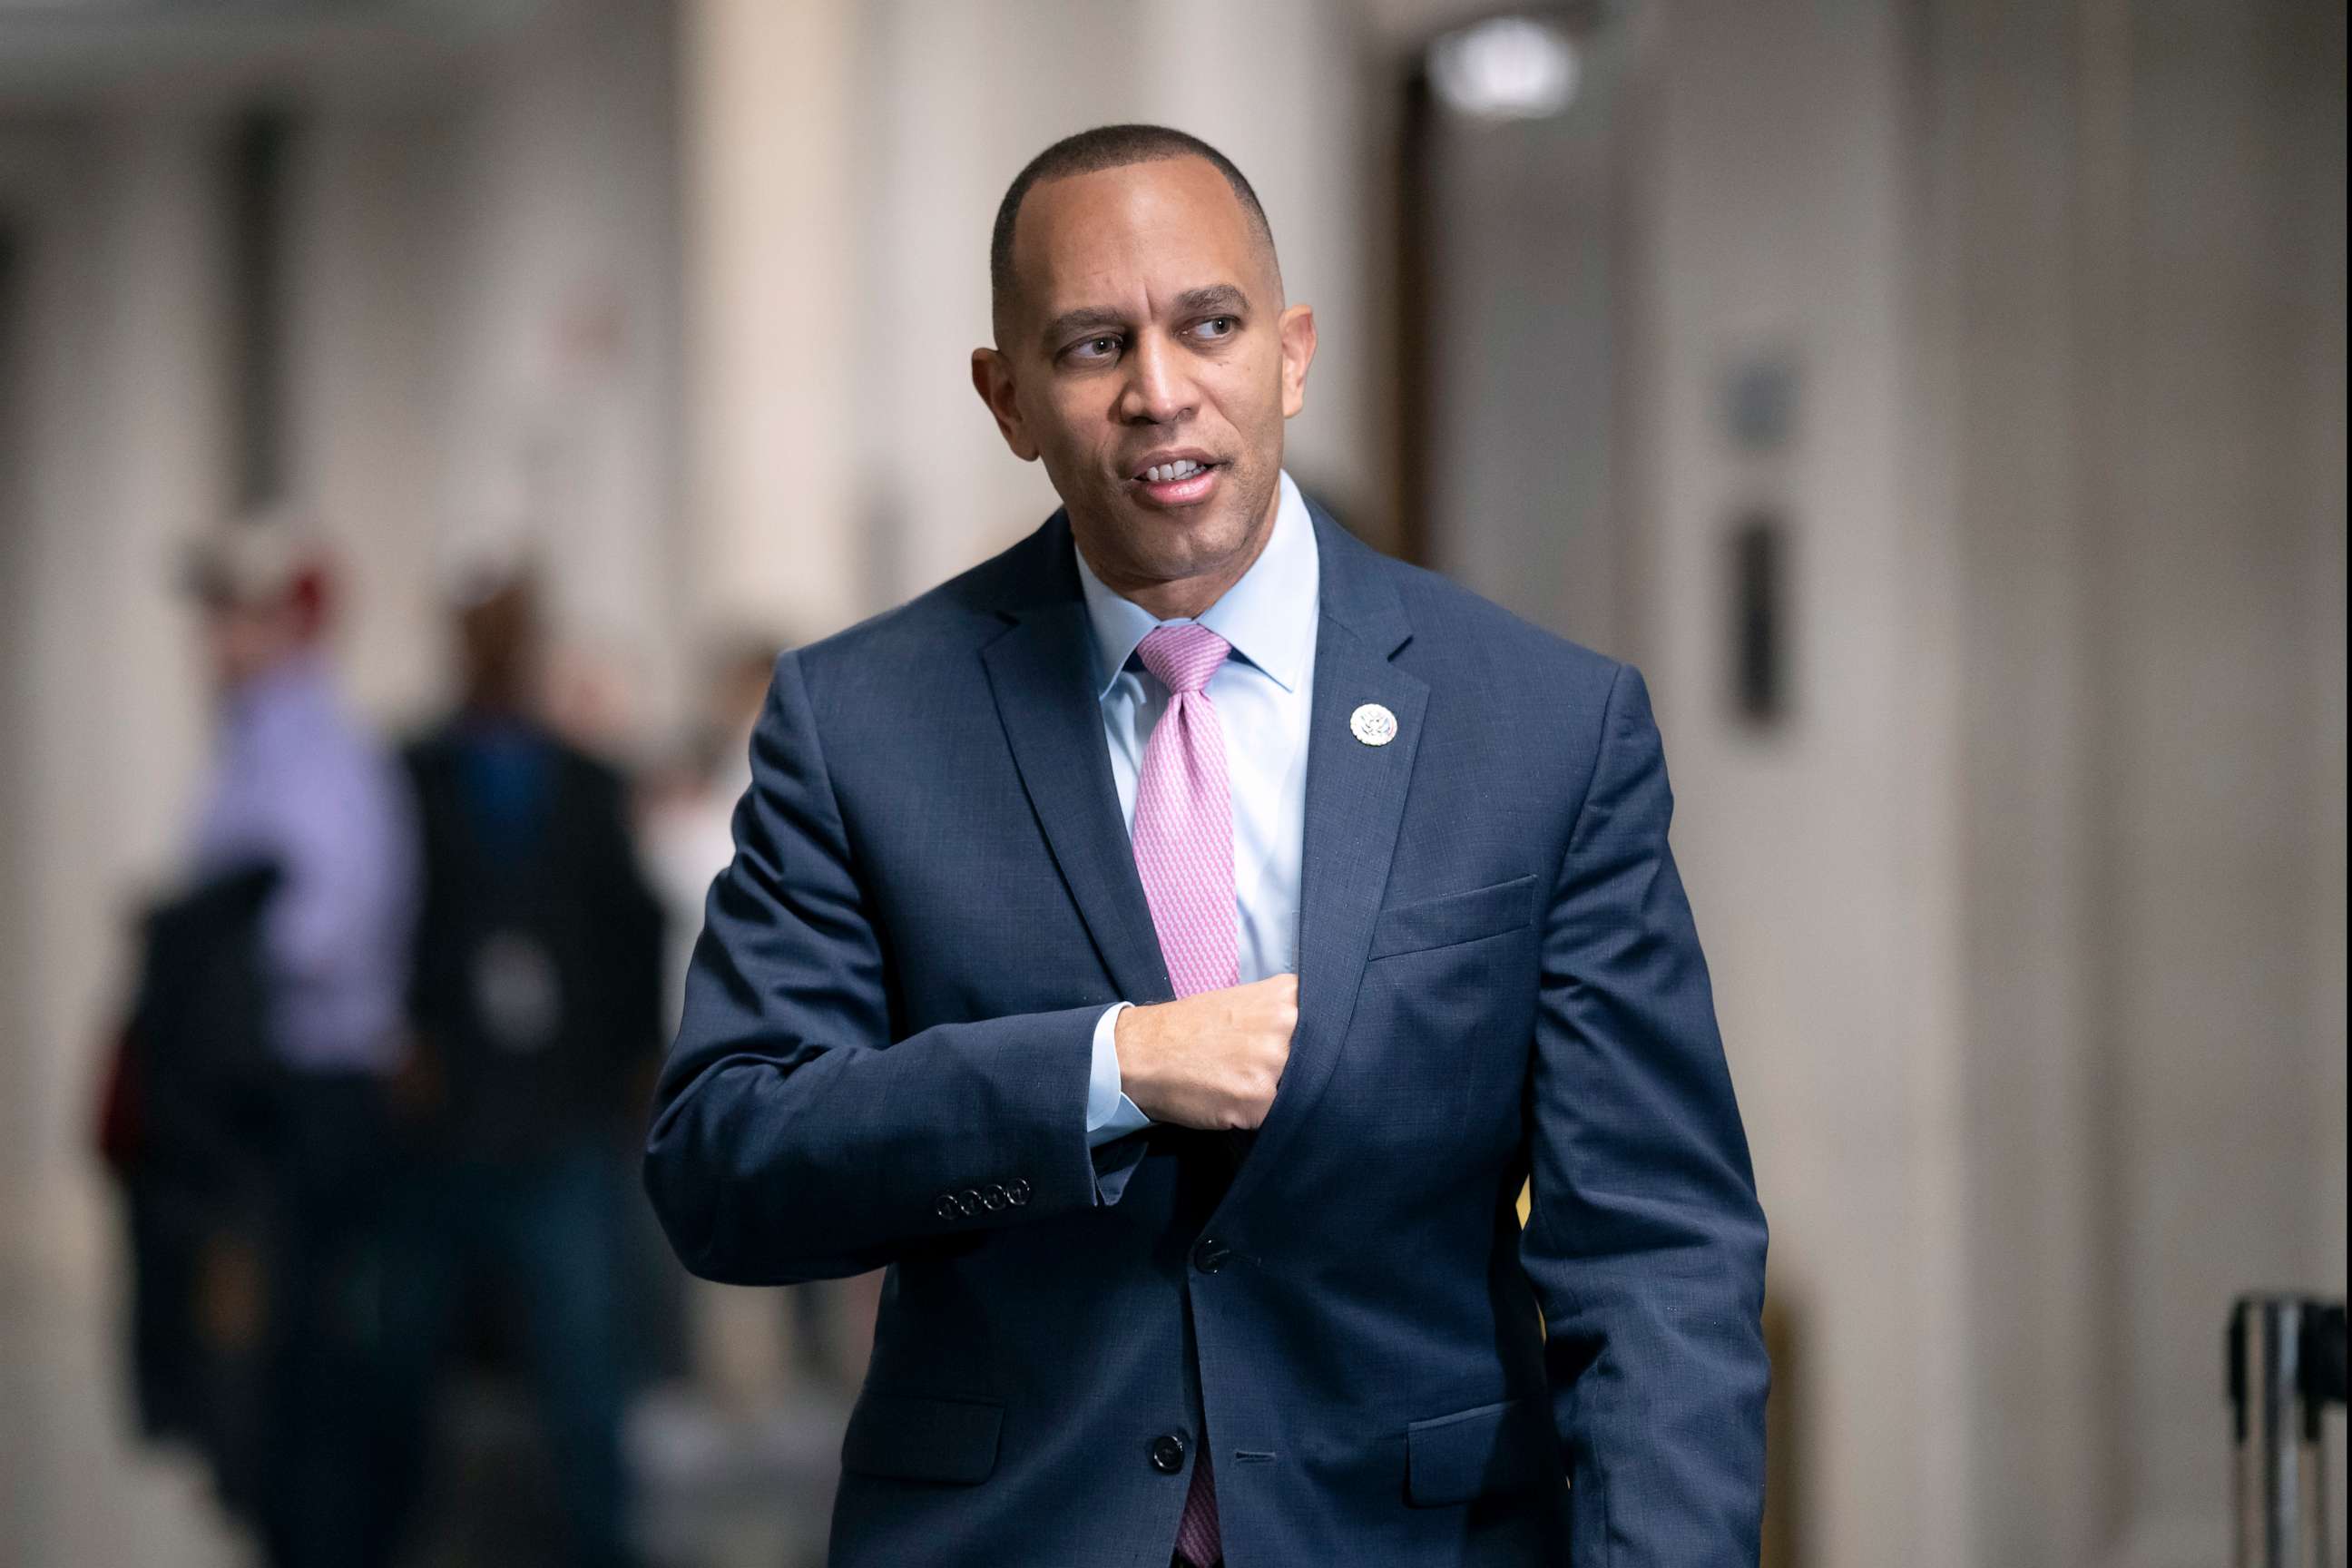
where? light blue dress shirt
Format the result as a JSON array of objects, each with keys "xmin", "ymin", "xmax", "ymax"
[
  {"xmin": 191, "ymin": 655, "xmax": 419, "ymax": 1074},
  {"xmin": 1076, "ymin": 469, "xmax": 1321, "ymax": 1144}
]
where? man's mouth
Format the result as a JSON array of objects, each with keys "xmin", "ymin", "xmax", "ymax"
[{"xmin": 1128, "ymin": 455, "xmax": 1223, "ymax": 507}]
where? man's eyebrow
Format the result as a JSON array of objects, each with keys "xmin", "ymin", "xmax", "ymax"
[
  {"xmin": 1039, "ymin": 306, "xmax": 1127, "ymax": 348},
  {"xmin": 1171, "ymin": 284, "xmax": 1250, "ymax": 318}
]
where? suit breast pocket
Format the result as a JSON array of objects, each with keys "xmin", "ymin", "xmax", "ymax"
[
  {"xmin": 1367, "ymin": 873, "xmax": 1540, "ymax": 962},
  {"xmin": 1348, "ymin": 875, "xmax": 1543, "ymax": 1152}
]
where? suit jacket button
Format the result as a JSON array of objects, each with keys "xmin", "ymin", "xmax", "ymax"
[
  {"xmin": 983, "ymin": 1185, "xmax": 1007, "ymax": 1212},
  {"xmin": 934, "ymin": 1194, "xmax": 956, "ymax": 1218},
  {"xmin": 1192, "ymin": 1237, "xmax": 1230, "ymax": 1274},
  {"xmin": 1149, "ymin": 1433, "xmax": 1187, "ymax": 1474},
  {"xmin": 956, "ymin": 1190, "xmax": 978, "ymax": 1216},
  {"xmin": 1007, "ymin": 1178, "xmax": 1031, "ymax": 1206}
]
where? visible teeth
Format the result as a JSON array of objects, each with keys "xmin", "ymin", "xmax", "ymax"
[{"xmin": 1145, "ymin": 459, "xmax": 1204, "ymax": 483}]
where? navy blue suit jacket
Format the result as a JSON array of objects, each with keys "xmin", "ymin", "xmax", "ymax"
[{"xmin": 644, "ymin": 501, "xmax": 1769, "ymax": 1566}]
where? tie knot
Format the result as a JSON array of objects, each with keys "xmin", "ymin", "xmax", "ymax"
[{"xmin": 1137, "ymin": 622, "xmax": 1230, "ymax": 696}]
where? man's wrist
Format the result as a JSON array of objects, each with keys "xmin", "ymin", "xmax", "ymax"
[{"xmin": 1086, "ymin": 1003, "xmax": 1152, "ymax": 1145}]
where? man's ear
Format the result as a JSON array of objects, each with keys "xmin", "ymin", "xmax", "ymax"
[
  {"xmin": 1277, "ymin": 303, "xmax": 1318, "ymax": 419},
  {"xmin": 971, "ymin": 348, "xmax": 1040, "ymax": 462}
]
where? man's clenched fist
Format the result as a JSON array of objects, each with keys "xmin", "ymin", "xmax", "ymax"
[{"xmin": 1112, "ymin": 973, "xmax": 1298, "ymax": 1131}]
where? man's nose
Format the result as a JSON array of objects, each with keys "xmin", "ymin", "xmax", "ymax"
[{"xmin": 1116, "ymin": 332, "xmax": 1195, "ymax": 425}]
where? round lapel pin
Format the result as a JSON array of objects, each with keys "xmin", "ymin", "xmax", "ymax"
[{"xmin": 1349, "ymin": 702, "xmax": 1398, "ymax": 747}]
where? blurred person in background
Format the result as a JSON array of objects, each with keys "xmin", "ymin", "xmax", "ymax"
[
  {"xmin": 645, "ymin": 124, "xmax": 1766, "ymax": 1567},
  {"xmin": 152, "ymin": 510, "xmax": 421, "ymax": 1568},
  {"xmin": 645, "ymin": 632, "xmax": 786, "ymax": 1038},
  {"xmin": 384, "ymin": 564, "xmax": 663, "ymax": 1568}
]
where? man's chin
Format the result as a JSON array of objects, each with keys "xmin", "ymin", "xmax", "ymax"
[
  {"xmin": 1120, "ymin": 496, "xmax": 1253, "ymax": 557},
  {"xmin": 1065, "ymin": 467, "xmax": 1272, "ymax": 584}
]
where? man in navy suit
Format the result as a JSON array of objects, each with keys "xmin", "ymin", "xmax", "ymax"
[{"xmin": 645, "ymin": 124, "xmax": 1768, "ymax": 1567}]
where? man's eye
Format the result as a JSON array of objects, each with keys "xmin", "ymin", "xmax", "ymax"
[
  {"xmin": 1071, "ymin": 336, "xmax": 1121, "ymax": 360},
  {"xmin": 1195, "ymin": 317, "xmax": 1236, "ymax": 338}
]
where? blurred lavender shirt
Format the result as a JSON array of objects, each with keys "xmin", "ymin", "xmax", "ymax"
[{"xmin": 191, "ymin": 655, "xmax": 419, "ymax": 1075}]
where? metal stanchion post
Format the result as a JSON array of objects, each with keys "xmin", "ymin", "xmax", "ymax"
[{"xmin": 2230, "ymin": 1295, "xmax": 2348, "ymax": 1568}]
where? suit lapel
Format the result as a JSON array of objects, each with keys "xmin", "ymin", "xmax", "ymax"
[
  {"xmin": 979, "ymin": 515, "xmax": 1175, "ymax": 1008},
  {"xmin": 1216, "ymin": 503, "xmax": 1426, "ymax": 1213}
]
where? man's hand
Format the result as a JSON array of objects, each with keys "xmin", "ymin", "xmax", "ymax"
[{"xmin": 1112, "ymin": 974, "xmax": 1298, "ymax": 1130}]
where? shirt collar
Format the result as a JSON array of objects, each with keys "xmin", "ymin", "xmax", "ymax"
[{"xmin": 1073, "ymin": 468, "xmax": 1319, "ymax": 701}]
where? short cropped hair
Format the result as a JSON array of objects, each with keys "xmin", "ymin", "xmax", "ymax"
[{"xmin": 988, "ymin": 123, "xmax": 1279, "ymax": 345}]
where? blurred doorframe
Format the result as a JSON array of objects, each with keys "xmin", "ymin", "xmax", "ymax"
[
  {"xmin": 1385, "ymin": 4, "xmax": 1652, "ymax": 669},
  {"xmin": 1391, "ymin": 61, "xmax": 1436, "ymax": 573},
  {"xmin": 0, "ymin": 188, "xmax": 34, "ymax": 1269}
]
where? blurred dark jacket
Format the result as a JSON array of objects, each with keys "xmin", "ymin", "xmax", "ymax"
[
  {"xmin": 404, "ymin": 719, "xmax": 664, "ymax": 1161},
  {"xmin": 119, "ymin": 860, "xmax": 284, "ymax": 1194},
  {"xmin": 105, "ymin": 859, "xmax": 281, "ymax": 1504}
]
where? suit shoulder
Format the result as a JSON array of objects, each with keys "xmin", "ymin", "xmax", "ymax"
[
  {"xmin": 399, "ymin": 722, "xmax": 625, "ymax": 797},
  {"xmin": 1369, "ymin": 547, "xmax": 1623, "ymax": 693},
  {"xmin": 786, "ymin": 525, "xmax": 1044, "ymax": 701}
]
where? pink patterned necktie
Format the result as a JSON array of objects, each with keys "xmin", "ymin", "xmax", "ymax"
[
  {"xmin": 1132, "ymin": 623, "xmax": 1240, "ymax": 999},
  {"xmin": 1129, "ymin": 622, "xmax": 1232, "ymax": 1568}
]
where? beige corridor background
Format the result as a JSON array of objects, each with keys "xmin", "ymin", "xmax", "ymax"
[{"xmin": 1, "ymin": 2, "xmax": 2344, "ymax": 1564}]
